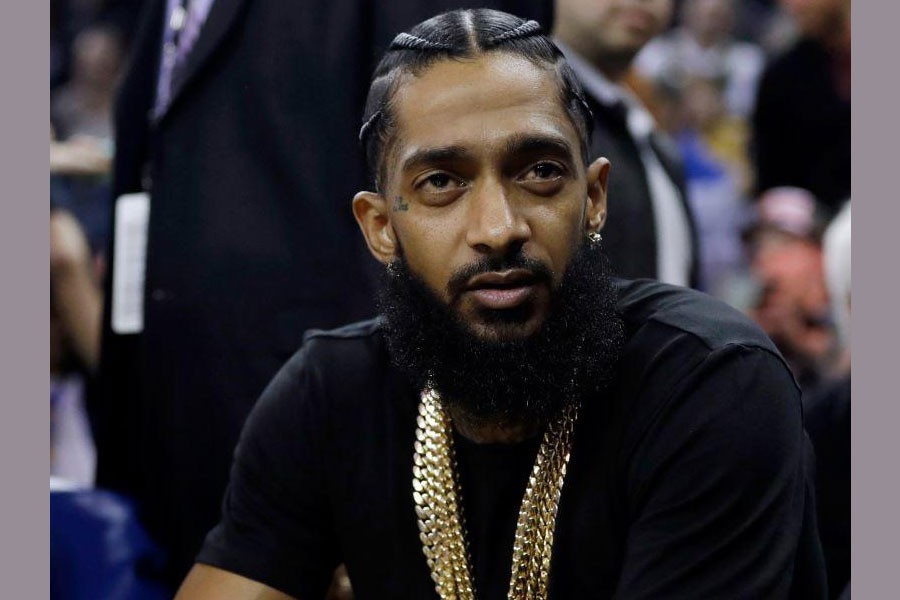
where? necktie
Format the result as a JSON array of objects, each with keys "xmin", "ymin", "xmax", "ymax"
[
  {"xmin": 154, "ymin": 0, "xmax": 208, "ymax": 117},
  {"xmin": 169, "ymin": 1, "xmax": 206, "ymax": 94}
]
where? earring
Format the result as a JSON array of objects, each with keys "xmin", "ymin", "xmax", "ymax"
[
  {"xmin": 385, "ymin": 260, "xmax": 400, "ymax": 277},
  {"xmin": 587, "ymin": 230, "xmax": 602, "ymax": 244}
]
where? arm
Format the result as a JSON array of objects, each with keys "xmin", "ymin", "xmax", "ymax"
[
  {"xmin": 50, "ymin": 211, "xmax": 102, "ymax": 370},
  {"xmin": 189, "ymin": 342, "xmax": 340, "ymax": 598},
  {"xmin": 50, "ymin": 135, "xmax": 111, "ymax": 176},
  {"xmin": 175, "ymin": 564, "xmax": 297, "ymax": 600}
]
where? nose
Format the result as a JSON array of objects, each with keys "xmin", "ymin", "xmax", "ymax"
[{"xmin": 464, "ymin": 179, "xmax": 531, "ymax": 255}]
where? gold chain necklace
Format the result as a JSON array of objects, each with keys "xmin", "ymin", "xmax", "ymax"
[{"xmin": 412, "ymin": 388, "xmax": 578, "ymax": 599}]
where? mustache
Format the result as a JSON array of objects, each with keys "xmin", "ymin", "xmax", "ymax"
[{"xmin": 445, "ymin": 252, "xmax": 554, "ymax": 300}]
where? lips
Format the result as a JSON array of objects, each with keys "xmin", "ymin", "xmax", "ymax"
[{"xmin": 464, "ymin": 269, "xmax": 539, "ymax": 310}]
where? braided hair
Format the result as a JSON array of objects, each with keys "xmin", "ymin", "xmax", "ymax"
[{"xmin": 359, "ymin": 9, "xmax": 594, "ymax": 190}]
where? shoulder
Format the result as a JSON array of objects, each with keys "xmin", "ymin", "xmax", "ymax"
[
  {"xmin": 248, "ymin": 318, "xmax": 391, "ymax": 425},
  {"xmin": 615, "ymin": 278, "xmax": 781, "ymax": 355},
  {"xmin": 762, "ymin": 38, "xmax": 822, "ymax": 83},
  {"xmin": 274, "ymin": 317, "xmax": 388, "ymax": 374},
  {"xmin": 609, "ymin": 282, "xmax": 806, "ymax": 498},
  {"xmin": 299, "ymin": 317, "xmax": 388, "ymax": 366},
  {"xmin": 609, "ymin": 279, "xmax": 799, "ymax": 430}
]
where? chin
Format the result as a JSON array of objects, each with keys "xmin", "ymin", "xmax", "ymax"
[{"xmin": 463, "ymin": 310, "xmax": 547, "ymax": 343}]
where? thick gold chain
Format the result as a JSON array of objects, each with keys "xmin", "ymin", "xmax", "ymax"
[{"xmin": 412, "ymin": 388, "xmax": 578, "ymax": 599}]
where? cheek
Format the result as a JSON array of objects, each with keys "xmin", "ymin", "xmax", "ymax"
[
  {"xmin": 654, "ymin": 0, "xmax": 674, "ymax": 27},
  {"xmin": 391, "ymin": 214, "xmax": 463, "ymax": 298},
  {"xmin": 526, "ymin": 203, "xmax": 585, "ymax": 275}
]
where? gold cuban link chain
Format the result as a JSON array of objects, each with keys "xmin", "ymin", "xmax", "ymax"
[{"xmin": 412, "ymin": 388, "xmax": 578, "ymax": 599}]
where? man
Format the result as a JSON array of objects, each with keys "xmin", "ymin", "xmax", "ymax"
[
  {"xmin": 753, "ymin": 0, "xmax": 850, "ymax": 213},
  {"xmin": 635, "ymin": 0, "xmax": 765, "ymax": 119},
  {"xmin": 176, "ymin": 10, "xmax": 824, "ymax": 599},
  {"xmin": 94, "ymin": 0, "xmax": 551, "ymax": 588},
  {"xmin": 742, "ymin": 187, "xmax": 835, "ymax": 392},
  {"xmin": 553, "ymin": 0, "xmax": 700, "ymax": 287}
]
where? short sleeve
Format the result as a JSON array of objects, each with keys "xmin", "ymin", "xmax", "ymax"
[
  {"xmin": 614, "ymin": 344, "xmax": 823, "ymax": 599},
  {"xmin": 196, "ymin": 341, "xmax": 339, "ymax": 598}
]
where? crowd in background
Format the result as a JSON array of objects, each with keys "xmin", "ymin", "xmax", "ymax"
[{"xmin": 49, "ymin": 0, "xmax": 851, "ymax": 599}]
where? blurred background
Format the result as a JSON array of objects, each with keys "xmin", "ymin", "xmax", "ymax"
[{"xmin": 49, "ymin": 0, "xmax": 850, "ymax": 598}]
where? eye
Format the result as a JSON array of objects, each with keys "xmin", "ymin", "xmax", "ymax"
[
  {"xmin": 522, "ymin": 162, "xmax": 565, "ymax": 181},
  {"xmin": 416, "ymin": 172, "xmax": 465, "ymax": 194},
  {"xmin": 518, "ymin": 161, "xmax": 568, "ymax": 196},
  {"xmin": 426, "ymin": 173, "xmax": 452, "ymax": 189}
]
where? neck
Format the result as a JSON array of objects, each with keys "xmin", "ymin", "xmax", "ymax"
[
  {"xmin": 448, "ymin": 406, "xmax": 541, "ymax": 444},
  {"xmin": 692, "ymin": 29, "xmax": 724, "ymax": 49},
  {"xmin": 591, "ymin": 55, "xmax": 631, "ymax": 83}
]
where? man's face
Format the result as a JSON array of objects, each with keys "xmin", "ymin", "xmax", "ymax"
[
  {"xmin": 555, "ymin": 0, "xmax": 674, "ymax": 57},
  {"xmin": 356, "ymin": 53, "xmax": 607, "ymax": 342},
  {"xmin": 749, "ymin": 232, "xmax": 833, "ymax": 363}
]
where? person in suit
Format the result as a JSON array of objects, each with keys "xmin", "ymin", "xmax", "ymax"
[
  {"xmin": 553, "ymin": 0, "xmax": 700, "ymax": 287},
  {"xmin": 93, "ymin": 0, "xmax": 552, "ymax": 589},
  {"xmin": 752, "ymin": 0, "xmax": 850, "ymax": 214}
]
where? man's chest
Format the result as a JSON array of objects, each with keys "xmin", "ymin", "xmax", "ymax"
[{"xmin": 324, "ymin": 413, "xmax": 628, "ymax": 598}]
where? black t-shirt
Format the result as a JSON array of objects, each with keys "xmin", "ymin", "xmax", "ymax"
[{"xmin": 197, "ymin": 279, "xmax": 826, "ymax": 599}]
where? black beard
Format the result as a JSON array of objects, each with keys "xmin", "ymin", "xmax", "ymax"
[{"xmin": 377, "ymin": 241, "xmax": 625, "ymax": 427}]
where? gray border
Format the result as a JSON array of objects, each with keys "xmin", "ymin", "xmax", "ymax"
[
  {"xmin": 853, "ymin": 2, "xmax": 887, "ymax": 597},
  {"xmin": 11, "ymin": 0, "xmax": 50, "ymax": 597}
]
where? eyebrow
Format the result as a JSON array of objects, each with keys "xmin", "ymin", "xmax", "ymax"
[
  {"xmin": 503, "ymin": 133, "xmax": 576, "ymax": 161},
  {"xmin": 400, "ymin": 146, "xmax": 471, "ymax": 173},
  {"xmin": 400, "ymin": 134, "xmax": 576, "ymax": 171}
]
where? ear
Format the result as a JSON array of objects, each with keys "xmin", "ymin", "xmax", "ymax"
[
  {"xmin": 352, "ymin": 190, "xmax": 398, "ymax": 264},
  {"xmin": 585, "ymin": 157, "xmax": 610, "ymax": 232}
]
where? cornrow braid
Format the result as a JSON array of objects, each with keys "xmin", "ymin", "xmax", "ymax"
[
  {"xmin": 482, "ymin": 19, "xmax": 542, "ymax": 48},
  {"xmin": 358, "ymin": 108, "xmax": 381, "ymax": 143},
  {"xmin": 389, "ymin": 32, "xmax": 454, "ymax": 52},
  {"xmin": 359, "ymin": 9, "xmax": 595, "ymax": 190}
]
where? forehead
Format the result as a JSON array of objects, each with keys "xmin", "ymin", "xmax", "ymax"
[{"xmin": 389, "ymin": 53, "xmax": 580, "ymax": 169}]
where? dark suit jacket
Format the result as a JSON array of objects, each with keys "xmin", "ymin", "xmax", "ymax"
[
  {"xmin": 585, "ymin": 95, "xmax": 700, "ymax": 287},
  {"xmin": 753, "ymin": 37, "xmax": 850, "ymax": 214},
  {"xmin": 94, "ymin": 0, "xmax": 552, "ymax": 587}
]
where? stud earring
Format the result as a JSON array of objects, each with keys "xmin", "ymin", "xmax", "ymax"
[
  {"xmin": 587, "ymin": 230, "xmax": 602, "ymax": 244},
  {"xmin": 386, "ymin": 260, "xmax": 400, "ymax": 277}
]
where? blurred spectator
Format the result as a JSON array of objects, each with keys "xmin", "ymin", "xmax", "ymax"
[
  {"xmin": 743, "ymin": 187, "xmax": 836, "ymax": 391},
  {"xmin": 635, "ymin": 0, "xmax": 766, "ymax": 118},
  {"xmin": 671, "ymin": 74, "xmax": 752, "ymax": 296},
  {"xmin": 803, "ymin": 200, "xmax": 850, "ymax": 599},
  {"xmin": 50, "ymin": 130, "xmax": 111, "ymax": 178},
  {"xmin": 94, "ymin": 0, "xmax": 552, "ymax": 590},
  {"xmin": 52, "ymin": 0, "xmax": 146, "ymax": 91},
  {"xmin": 554, "ymin": 0, "xmax": 700, "ymax": 287},
  {"xmin": 50, "ymin": 123, "xmax": 113, "ymax": 259},
  {"xmin": 50, "ymin": 21, "xmax": 123, "ymax": 259},
  {"xmin": 752, "ymin": 0, "xmax": 850, "ymax": 213},
  {"xmin": 732, "ymin": 0, "xmax": 794, "ymax": 51},
  {"xmin": 52, "ymin": 24, "xmax": 124, "ymax": 142},
  {"xmin": 51, "ymin": 210, "xmax": 103, "ymax": 372},
  {"xmin": 51, "ymin": 0, "xmax": 72, "ymax": 91},
  {"xmin": 51, "ymin": 210, "xmax": 104, "ymax": 488},
  {"xmin": 823, "ymin": 201, "xmax": 851, "ymax": 357}
]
